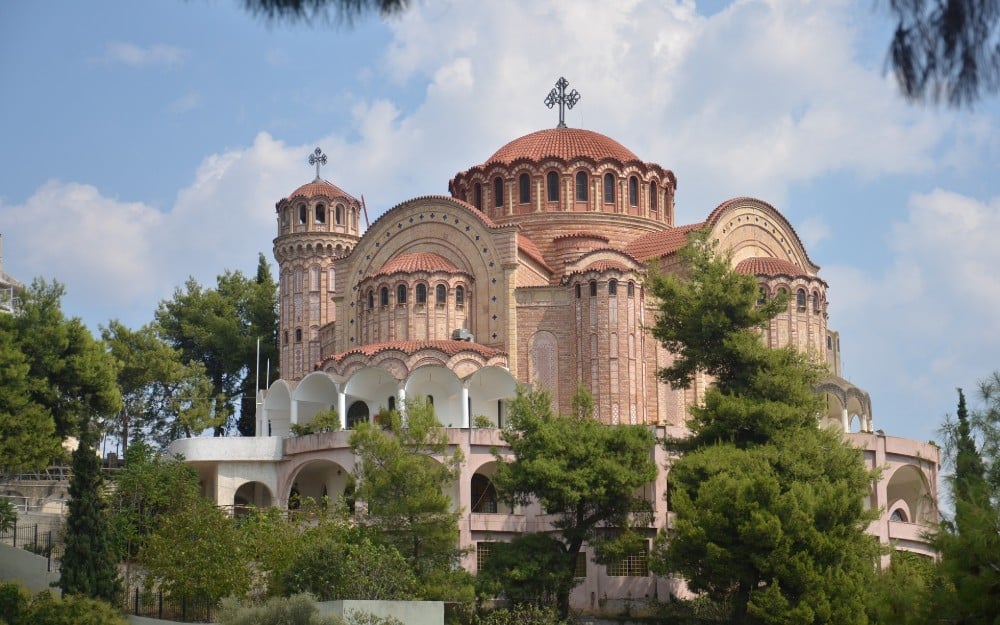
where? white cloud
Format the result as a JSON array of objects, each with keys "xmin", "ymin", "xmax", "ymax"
[{"xmin": 103, "ymin": 42, "xmax": 188, "ymax": 68}]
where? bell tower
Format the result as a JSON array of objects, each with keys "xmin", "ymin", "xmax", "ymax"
[{"xmin": 273, "ymin": 148, "xmax": 362, "ymax": 380}]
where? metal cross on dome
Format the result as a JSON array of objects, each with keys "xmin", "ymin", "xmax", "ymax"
[
  {"xmin": 308, "ymin": 147, "xmax": 327, "ymax": 181},
  {"xmin": 544, "ymin": 77, "xmax": 581, "ymax": 128}
]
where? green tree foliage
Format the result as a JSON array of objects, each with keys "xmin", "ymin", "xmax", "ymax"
[
  {"xmin": 278, "ymin": 529, "xmax": 417, "ymax": 600},
  {"xmin": 492, "ymin": 386, "xmax": 657, "ymax": 618},
  {"xmin": 472, "ymin": 604, "xmax": 568, "ymax": 625},
  {"xmin": 0, "ymin": 585, "xmax": 126, "ymax": 625},
  {"xmin": 925, "ymin": 381, "xmax": 1000, "ymax": 624},
  {"xmin": 140, "ymin": 496, "xmax": 252, "ymax": 602},
  {"xmin": 0, "ymin": 495, "xmax": 17, "ymax": 533},
  {"xmin": 349, "ymin": 398, "xmax": 463, "ymax": 587},
  {"xmin": 219, "ymin": 594, "xmax": 343, "ymax": 625},
  {"xmin": 102, "ymin": 320, "xmax": 219, "ymax": 449},
  {"xmin": 886, "ymin": 0, "xmax": 1000, "ymax": 106},
  {"xmin": 0, "ymin": 280, "xmax": 121, "ymax": 472},
  {"xmin": 647, "ymin": 230, "xmax": 878, "ymax": 625},
  {"xmin": 239, "ymin": 507, "xmax": 306, "ymax": 596},
  {"xmin": 241, "ymin": 0, "xmax": 409, "ymax": 24},
  {"xmin": 290, "ymin": 408, "xmax": 342, "ymax": 435},
  {"xmin": 155, "ymin": 256, "xmax": 277, "ymax": 437},
  {"xmin": 476, "ymin": 534, "xmax": 577, "ymax": 608},
  {"xmin": 239, "ymin": 254, "xmax": 280, "ymax": 436},
  {"xmin": 107, "ymin": 442, "xmax": 202, "ymax": 566},
  {"xmin": 866, "ymin": 551, "xmax": 937, "ymax": 625},
  {"xmin": 60, "ymin": 417, "xmax": 121, "ymax": 602}
]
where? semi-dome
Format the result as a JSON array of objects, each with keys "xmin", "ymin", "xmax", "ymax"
[
  {"xmin": 486, "ymin": 127, "xmax": 639, "ymax": 164},
  {"xmin": 735, "ymin": 257, "xmax": 809, "ymax": 278},
  {"xmin": 284, "ymin": 178, "xmax": 357, "ymax": 202},
  {"xmin": 370, "ymin": 252, "xmax": 464, "ymax": 277}
]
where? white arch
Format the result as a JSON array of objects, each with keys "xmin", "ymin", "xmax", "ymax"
[
  {"xmin": 343, "ymin": 367, "xmax": 400, "ymax": 427},
  {"xmin": 467, "ymin": 366, "xmax": 518, "ymax": 428},
  {"xmin": 405, "ymin": 365, "xmax": 463, "ymax": 427},
  {"xmin": 292, "ymin": 372, "xmax": 340, "ymax": 429},
  {"xmin": 263, "ymin": 380, "xmax": 293, "ymax": 437}
]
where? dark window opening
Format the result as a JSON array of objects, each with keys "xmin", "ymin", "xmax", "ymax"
[
  {"xmin": 436, "ymin": 284, "xmax": 446, "ymax": 306},
  {"xmin": 813, "ymin": 291, "xmax": 821, "ymax": 313},
  {"xmin": 397, "ymin": 284, "xmax": 407, "ymax": 305},
  {"xmin": 298, "ymin": 204, "xmax": 307, "ymax": 224},
  {"xmin": 608, "ymin": 279, "xmax": 618, "ymax": 296},
  {"xmin": 347, "ymin": 401, "xmax": 369, "ymax": 429},
  {"xmin": 336, "ymin": 204, "xmax": 343, "ymax": 225},
  {"xmin": 547, "ymin": 171, "xmax": 559, "ymax": 202},
  {"xmin": 650, "ymin": 181, "xmax": 658, "ymax": 211},
  {"xmin": 474, "ymin": 183, "xmax": 483, "ymax": 210},
  {"xmin": 295, "ymin": 328, "xmax": 302, "ymax": 342},
  {"xmin": 628, "ymin": 176, "xmax": 638, "ymax": 206},
  {"xmin": 315, "ymin": 204, "xmax": 326, "ymax": 224},
  {"xmin": 380, "ymin": 287, "xmax": 389, "ymax": 308},
  {"xmin": 494, "ymin": 177, "xmax": 503, "ymax": 207},
  {"xmin": 627, "ymin": 281, "xmax": 635, "ymax": 297},
  {"xmin": 758, "ymin": 287, "xmax": 767, "ymax": 305},
  {"xmin": 416, "ymin": 283, "xmax": 427, "ymax": 304},
  {"xmin": 387, "ymin": 396, "xmax": 396, "ymax": 411},
  {"xmin": 367, "ymin": 290, "xmax": 374, "ymax": 311},
  {"xmin": 589, "ymin": 281, "xmax": 597, "ymax": 297},
  {"xmin": 519, "ymin": 174, "xmax": 530, "ymax": 204},
  {"xmin": 575, "ymin": 283, "xmax": 581, "ymax": 298},
  {"xmin": 796, "ymin": 288, "xmax": 807, "ymax": 312},
  {"xmin": 576, "ymin": 171, "xmax": 588, "ymax": 202},
  {"xmin": 455, "ymin": 285, "xmax": 465, "ymax": 308},
  {"xmin": 603, "ymin": 173, "xmax": 615, "ymax": 204},
  {"xmin": 471, "ymin": 474, "xmax": 498, "ymax": 513}
]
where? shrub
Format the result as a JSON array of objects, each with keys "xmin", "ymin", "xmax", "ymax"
[
  {"xmin": 290, "ymin": 409, "xmax": 341, "ymax": 436},
  {"xmin": 473, "ymin": 604, "xmax": 567, "ymax": 625},
  {"xmin": 219, "ymin": 594, "xmax": 342, "ymax": 625},
  {"xmin": 24, "ymin": 590, "xmax": 126, "ymax": 625}
]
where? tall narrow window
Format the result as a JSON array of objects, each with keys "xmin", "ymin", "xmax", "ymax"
[
  {"xmin": 380, "ymin": 287, "xmax": 389, "ymax": 308},
  {"xmin": 627, "ymin": 281, "xmax": 635, "ymax": 297},
  {"xmin": 474, "ymin": 183, "xmax": 483, "ymax": 210},
  {"xmin": 298, "ymin": 204, "xmax": 307, "ymax": 224},
  {"xmin": 813, "ymin": 291, "xmax": 821, "ymax": 313},
  {"xmin": 387, "ymin": 396, "xmax": 396, "ymax": 411},
  {"xmin": 603, "ymin": 173, "xmax": 615, "ymax": 204},
  {"xmin": 546, "ymin": 171, "xmax": 559, "ymax": 202},
  {"xmin": 455, "ymin": 285, "xmax": 465, "ymax": 308},
  {"xmin": 608, "ymin": 279, "xmax": 618, "ymax": 296},
  {"xmin": 589, "ymin": 281, "xmax": 597, "ymax": 296},
  {"xmin": 758, "ymin": 287, "xmax": 767, "ymax": 305},
  {"xmin": 397, "ymin": 284, "xmax": 407, "ymax": 305},
  {"xmin": 650, "ymin": 182, "xmax": 658, "ymax": 211},
  {"xmin": 796, "ymin": 288, "xmax": 807, "ymax": 312},
  {"xmin": 367, "ymin": 290, "xmax": 374, "ymax": 311},
  {"xmin": 575, "ymin": 283, "xmax": 581, "ymax": 298},
  {"xmin": 628, "ymin": 176, "xmax": 639, "ymax": 206},
  {"xmin": 519, "ymin": 173, "xmax": 530, "ymax": 204},
  {"xmin": 494, "ymin": 177, "xmax": 504, "ymax": 207},
  {"xmin": 436, "ymin": 284, "xmax": 447, "ymax": 306},
  {"xmin": 575, "ymin": 171, "xmax": 588, "ymax": 202},
  {"xmin": 335, "ymin": 204, "xmax": 343, "ymax": 225},
  {"xmin": 416, "ymin": 283, "xmax": 427, "ymax": 304},
  {"xmin": 315, "ymin": 204, "xmax": 326, "ymax": 223},
  {"xmin": 295, "ymin": 328, "xmax": 302, "ymax": 342}
]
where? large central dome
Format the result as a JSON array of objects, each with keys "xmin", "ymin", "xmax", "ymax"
[{"xmin": 487, "ymin": 127, "xmax": 639, "ymax": 164}]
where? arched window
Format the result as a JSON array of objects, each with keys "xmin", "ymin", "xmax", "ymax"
[
  {"xmin": 315, "ymin": 204, "xmax": 326, "ymax": 224},
  {"xmin": 283, "ymin": 330, "xmax": 289, "ymax": 344},
  {"xmin": 627, "ymin": 281, "xmax": 635, "ymax": 297},
  {"xmin": 812, "ymin": 291, "xmax": 821, "ymax": 313},
  {"xmin": 380, "ymin": 287, "xmax": 389, "ymax": 308},
  {"xmin": 397, "ymin": 284, "xmax": 407, "ymax": 305},
  {"xmin": 758, "ymin": 287, "xmax": 767, "ymax": 305},
  {"xmin": 474, "ymin": 183, "xmax": 483, "ymax": 210},
  {"xmin": 347, "ymin": 401, "xmax": 369, "ymax": 429},
  {"xmin": 471, "ymin": 474, "xmax": 498, "ymax": 513},
  {"xmin": 387, "ymin": 396, "xmax": 396, "ymax": 411},
  {"xmin": 494, "ymin": 177, "xmax": 503, "ymax": 207},
  {"xmin": 890, "ymin": 508, "xmax": 908, "ymax": 522},
  {"xmin": 436, "ymin": 284, "xmax": 447, "ymax": 306},
  {"xmin": 608, "ymin": 279, "xmax": 618, "ymax": 296},
  {"xmin": 603, "ymin": 173, "xmax": 615, "ymax": 204},
  {"xmin": 796, "ymin": 288, "xmax": 807, "ymax": 312},
  {"xmin": 455, "ymin": 285, "xmax": 465, "ymax": 308},
  {"xmin": 628, "ymin": 176, "xmax": 638, "ymax": 206},
  {"xmin": 519, "ymin": 173, "xmax": 530, "ymax": 204},
  {"xmin": 650, "ymin": 181, "xmax": 658, "ymax": 211},
  {"xmin": 367, "ymin": 290, "xmax": 374, "ymax": 311},
  {"xmin": 298, "ymin": 203, "xmax": 307, "ymax": 224},
  {"xmin": 335, "ymin": 204, "xmax": 343, "ymax": 225},
  {"xmin": 416, "ymin": 283, "xmax": 427, "ymax": 304},
  {"xmin": 281, "ymin": 210, "xmax": 289, "ymax": 226},
  {"xmin": 576, "ymin": 171, "xmax": 588, "ymax": 202},
  {"xmin": 546, "ymin": 171, "xmax": 559, "ymax": 202},
  {"xmin": 575, "ymin": 283, "xmax": 581, "ymax": 298},
  {"xmin": 589, "ymin": 280, "xmax": 597, "ymax": 297},
  {"xmin": 295, "ymin": 328, "xmax": 302, "ymax": 342}
]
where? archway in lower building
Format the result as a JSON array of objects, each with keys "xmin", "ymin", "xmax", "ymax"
[
  {"xmin": 885, "ymin": 464, "xmax": 933, "ymax": 524},
  {"xmin": 234, "ymin": 481, "xmax": 273, "ymax": 517},
  {"xmin": 288, "ymin": 459, "xmax": 351, "ymax": 511},
  {"xmin": 346, "ymin": 400, "xmax": 370, "ymax": 429},
  {"xmin": 470, "ymin": 462, "xmax": 513, "ymax": 514}
]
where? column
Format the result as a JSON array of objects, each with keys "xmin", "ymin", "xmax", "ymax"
[
  {"xmin": 337, "ymin": 390, "xmax": 347, "ymax": 431},
  {"xmin": 841, "ymin": 408, "xmax": 849, "ymax": 433},
  {"xmin": 461, "ymin": 386, "xmax": 470, "ymax": 428},
  {"xmin": 398, "ymin": 385, "xmax": 407, "ymax": 425}
]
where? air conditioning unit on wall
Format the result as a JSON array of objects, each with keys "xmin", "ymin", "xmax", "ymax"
[{"xmin": 452, "ymin": 328, "xmax": 474, "ymax": 342}]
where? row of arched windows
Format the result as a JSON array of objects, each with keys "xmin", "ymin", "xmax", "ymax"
[
  {"xmin": 470, "ymin": 172, "xmax": 665, "ymax": 211},
  {"xmin": 574, "ymin": 279, "xmax": 637, "ymax": 298},
  {"xmin": 363, "ymin": 283, "xmax": 467, "ymax": 310},
  {"xmin": 758, "ymin": 285, "xmax": 824, "ymax": 313},
  {"xmin": 281, "ymin": 202, "xmax": 358, "ymax": 229}
]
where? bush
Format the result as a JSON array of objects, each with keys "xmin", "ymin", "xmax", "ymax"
[
  {"xmin": 473, "ymin": 604, "xmax": 567, "ymax": 625},
  {"xmin": 344, "ymin": 610, "xmax": 404, "ymax": 625},
  {"xmin": 290, "ymin": 409, "xmax": 341, "ymax": 436},
  {"xmin": 279, "ymin": 535, "xmax": 416, "ymax": 600},
  {"xmin": 16, "ymin": 589, "xmax": 126, "ymax": 625},
  {"xmin": 219, "ymin": 594, "xmax": 342, "ymax": 625},
  {"xmin": 0, "ymin": 582, "xmax": 31, "ymax": 625}
]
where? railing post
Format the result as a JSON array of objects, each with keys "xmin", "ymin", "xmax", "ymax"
[
  {"xmin": 11, "ymin": 518, "xmax": 15, "ymax": 547},
  {"xmin": 32, "ymin": 524, "xmax": 37, "ymax": 548},
  {"xmin": 134, "ymin": 587, "xmax": 139, "ymax": 615},
  {"xmin": 181, "ymin": 596, "xmax": 187, "ymax": 621},
  {"xmin": 158, "ymin": 590, "xmax": 163, "ymax": 619},
  {"xmin": 46, "ymin": 531, "xmax": 51, "ymax": 572}
]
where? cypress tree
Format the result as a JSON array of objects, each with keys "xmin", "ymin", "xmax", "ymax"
[{"xmin": 60, "ymin": 416, "xmax": 121, "ymax": 602}]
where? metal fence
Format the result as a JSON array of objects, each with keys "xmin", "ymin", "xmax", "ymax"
[
  {"xmin": 0, "ymin": 522, "xmax": 56, "ymax": 572},
  {"xmin": 121, "ymin": 587, "xmax": 219, "ymax": 623}
]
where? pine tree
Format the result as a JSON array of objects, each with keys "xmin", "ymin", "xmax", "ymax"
[{"xmin": 60, "ymin": 416, "xmax": 120, "ymax": 602}]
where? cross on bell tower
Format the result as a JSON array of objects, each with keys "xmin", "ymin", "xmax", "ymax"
[
  {"xmin": 544, "ymin": 77, "xmax": 581, "ymax": 128},
  {"xmin": 308, "ymin": 147, "xmax": 327, "ymax": 181}
]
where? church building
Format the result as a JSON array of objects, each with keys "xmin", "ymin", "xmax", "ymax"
[{"xmin": 168, "ymin": 81, "xmax": 939, "ymax": 612}]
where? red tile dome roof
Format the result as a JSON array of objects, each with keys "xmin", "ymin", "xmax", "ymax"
[
  {"xmin": 487, "ymin": 128, "xmax": 639, "ymax": 164},
  {"xmin": 284, "ymin": 178, "xmax": 356, "ymax": 202},
  {"xmin": 371, "ymin": 252, "xmax": 464, "ymax": 277},
  {"xmin": 735, "ymin": 257, "xmax": 808, "ymax": 278}
]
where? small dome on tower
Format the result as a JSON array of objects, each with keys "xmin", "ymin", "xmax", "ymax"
[
  {"xmin": 284, "ymin": 178, "xmax": 357, "ymax": 202},
  {"xmin": 735, "ymin": 257, "xmax": 809, "ymax": 278}
]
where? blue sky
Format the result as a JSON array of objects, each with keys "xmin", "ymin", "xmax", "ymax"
[{"xmin": 2, "ymin": 0, "xmax": 999, "ymax": 446}]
